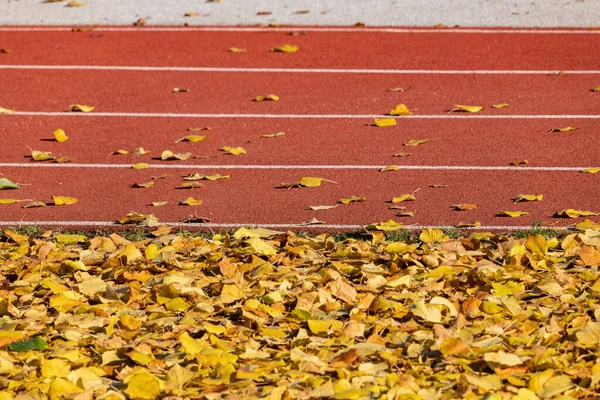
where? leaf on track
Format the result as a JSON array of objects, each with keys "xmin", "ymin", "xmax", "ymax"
[
  {"xmin": 0, "ymin": 107, "xmax": 15, "ymax": 114},
  {"xmin": 183, "ymin": 173, "xmax": 230, "ymax": 181},
  {"xmin": 404, "ymin": 139, "xmax": 429, "ymax": 146},
  {"xmin": 69, "ymin": 104, "xmax": 94, "ymax": 112},
  {"xmin": 0, "ymin": 178, "xmax": 20, "ymax": 190},
  {"xmin": 161, "ymin": 150, "xmax": 192, "ymax": 160},
  {"xmin": 270, "ymin": 44, "xmax": 298, "ymax": 53},
  {"xmin": 309, "ymin": 205, "xmax": 338, "ymax": 210},
  {"xmin": 221, "ymin": 146, "xmax": 246, "ymax": 155},
  {"xmin": 255, "ymin": 94, "xmax": 279, "ymax": 101},
  {"xmin": 497, "ymin": 211, "xmax": 528, "ymax": 217},
  {"xmin": 279, "ymin": 177, "xmax": 336, "ymax": 188},
  {"xmin": 132, "ymin": 182, "xmax": 154, "ymax": 189},
  {"xmin": 581, "ymin": 167, "xmax": 600, "ymax": 174},
  {"xmin": 554, "ymin": 209, "xmax": 597, "ymax": 218},
  {"xmin": 548, "ymin": 126, "xmax": 577, "ymax": 132},
  {"xmin": 447, "ymin": 105, "xmax": 483, "ymax": 113},
  {"xmin": 261, "ymin": 132, "xmax": 285, "ymax": 138},
  {"xmin": 373, "ymin": 118, "xmax": 396, "ymax": 127},
  {"xmin": 389, "ymin": 104, "xmax": 411, "ymax": 116},
  {"xmin": 513, "ymin": 194, "xmax": 543, "ymax": 202},
  {"xmin": 379, "ymin": 165, "xmax": 399, "ymax": 172},
  {"xmin": 339, "ymin": 196, "xmax": 366, "ymax": 204},
  {"xmin": 172, "ymin": 87, "xmax": 189, "ymax": 93},
  {"xmin": 393, "ymin": 152, "xmax": 411, "ymax": 157},
  {"xmin": 132, "ymin": 163, "xmax": 149, "ymax": 170},
  {"xmin": 180, "ymin": 197, "xmax": 203, "ymax": 206},
  {"xmin": 392, "ymin": 194, "xmax": 416, "ymax": 203},
  {"xmin": 52, "ymin": 196, "xmax": 78, "ymax": 206},
  {"xmin": 228, "ymin": 47, "xmax": 246, "ymax": 53},
  {"xmin": 452, "ymin": 204, "xmax": 477, "ymax": 210},
  {"xmin": 366, "ymin": 220, "xmax": 404, "ymax": 231},
  {"xmin": 491, "ymin": 103, "xmax": 510, "ymax": 108}
]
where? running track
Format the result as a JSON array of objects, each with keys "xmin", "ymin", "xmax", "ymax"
[{"xmin": 1, "ymin": 26, "xmax": 599, "ymax": 230}]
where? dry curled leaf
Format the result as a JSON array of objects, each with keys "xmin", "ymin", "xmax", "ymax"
[
  {"xmin": 161, "ymin": 151, "xmax": 192, "ymax": 161},
  {"xmin": 52, "ymin": 129, "xmax": 68, "ymax": 142},
  {"xmin": 497, "ymin": 211, "xmax": 528, "ymax": 217},
  {"xmin": 581, "ymin": 167, "xmax": 600, "ymax": 174},
  {"xmin": 255, "ymin": 94, "xmax": 279, "ymax": 102},
  {"xmin": 69, "ymin": 104, "xmax": 94, "ymax": 112},
  {"xmin": 279, "ymin": 177, "xmax": 336, "ymax": 188},
  {"xmin": 404, "ymin": 139, "xmax": 429, "ymax": 146},
  {"xmin": 548, "ymin": 126, "xmax": 577, "ymax": 132},
  {"xmin": 339, "ymin": 196, "xmax": 366, "ymax": 204},
  {"xmin": 183, "ymin": 173, "xmax": 229, "ymax": 181},
  {"xmin": 132, "ymin": 182, "xmax": 154, "ymax": 189},
  {"xmin": 389, "ymin": 104, "xmax": 411, "ymax": 116},
  {"xmin": 132, "ymin": 163, "xmax": 149, "ymax": 170},
  {"xmin": 180, "ymin": 197, "xmax": 203, "ymax": 206},
  {"xmin": 172, "ymin": 87, "xmax": 189, "ymax": 93},
  {"xmin": 452, "ymin": 204, "xmax": 477, "ymax": 210},
  {"xmin": 373, "ymin": 118, "xmax": 396, "ymax": 127},
  {"xmin": 392, "ymin": 194, "xmax": 416, "ymax": 203},
  {"xmin": 221, "ymin": 146, "xmax": 246, "ymax": 155},
  {"xmin": 379, "ymin": 165, "xmax": 399, "ymax": 172},
  {"xmin": 510, "ymin": 159, "xmax": 529, "ymax": 166},
  {"xmin": 270, "ymin": 44, "xmax": 298, "ymax": 53},
  {"xmin": 228, "ymin": 47, "xmax": 246, "ymax": 53},
  {"xmin": 393, "ymin": 152, "xmax": 411, "ymax": 157},
  {"xmin": 261, "ymin": 132, "xmax": 285, "ymax": 138},
  {"xmin": 513, "ymin": 194, "xmax": 543, "ymax": 202},
  {"xmin": 309, "ymin": 205, "xmax": 338, "ymax": 210},
  {"xmin": 52, "ymin": 196, "xmax": 78, "ymax": 206},
  {"xmin": 0, "ymin": 107, "xmax": 15, "ymax": 114},
  {"xmin": 447, "ymin": 105, "xmax": 483, "ymax": 113},
  {"xmin": 554, "ymin": 209, "xmax": 597, "ymax": 218}
]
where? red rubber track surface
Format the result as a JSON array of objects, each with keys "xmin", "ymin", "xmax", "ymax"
[{"xmin": 1, "ymin": 27, "xmax": 600, "ymax": 230}]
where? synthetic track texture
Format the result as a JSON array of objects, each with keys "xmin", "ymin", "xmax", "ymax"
[{"xmin": 0, "ymin": 26, "xmax": 599, "ymax": 230}]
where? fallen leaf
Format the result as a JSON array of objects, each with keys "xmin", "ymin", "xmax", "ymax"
[
  {"xmin": 576, "ymin": 219, "xmax": 600, "ymax": 230},
  {"xmin": 448, "ymin": 105, "xmax": 483, "ymax": 113},
  {"xmin": 393, "ymin": 152, "xmax": 411, "ymax": 157},
  {"xmin": 52, "ymin": 196, "xmax": 78, "ymax": 206},
  {"xmin": 132, "ymin": 182, "xmax": 154, "ymax": 189},
  {"xmin": 183, "ymin": 173, "xmax": 229, "ymax": 181},
  {"xmin": 456, "ymin": 221, "xmax": 481, "ymax": 227},
  {"xmin": 23, "ymin": 201, "xmax": 46, "ymax": 208},
  {"xmin": 257, "ymin": 11, "xmax": 272, "ymax": 15},
  {"xmin": 69, "ymin": 104, "xmax": 94, "ymax": 112},
  {"xmin": 124, "ymin": 369, "xmax": 161, "ymax": 400},
  {"xmin": 32, "ymin": 150, "xmax": 54, "ymax": 161},
  {"xmin": 492, "ymin": 103, "xmax": 510, "ymax": 108},
  {"xmin": 380, "ymin": 165, "xmax": 399, "ymax": 172},
  {"xmin": 301, "ymin": 218, "xmax": 325, "ymax": 225},
  {"xmin": 228, "ymin": 47, "xmax": 246, "ymax": 53},
  {"xmin": 132, "ymin": 163, "xmax": 149, "ymax": 170},
  {"xmin": 184, "ymin": 12, "xmax": 199, "ymax": 17},
  {"xmin": 388, "ymin": 86, "xmax": 412, "ymax": 92},
  {"xmin": 117, "ymin": 212, "xmax": 159, "ymax": 226},
  {"xmin": 8, "ymin": 336, "xmax": 48, "ymax": 352},
  {"xmin": 389, "ymin": 104, "xmax": 411, "ymax": 116},
  {"xmin": 452, "ymin": 204, "xmax": 477, "ymax": 210},
  {"xmin": 172, "ymin": 87, "xmax": 189, "ymax": 93},
  {"xmin": 548, "ymin": 126, "xmax": 577, "ymax": 132},
  {"xmin": 221, "ymin": 146, "xmax": 246, "ymax": 155},
  {"xmin": 373, "ymin": 118, "xmax": 396, "ymax": 127},
  {"xmin": 429, "ymin": 184, "xmax": 448, "ymax": 188},
  {"xmin": 510, "ymin": 159, "xmax": 529, "ymax": 166},
  {"xmin": 187, "ymin": 127, "xmax": 211, "ymax": 131},
  {"xmin": 420, "ymin": 228, "xmax": 449, "ymax": 243},
  {"xmin": 134, "ymin": 147, "xmax": 150, "ymax": 155},
  {"xmin": 513, "ymin": 194, "xmax": 543, "ymax": 202},
  {"xmin": 133, "ymin": 18, "xmax": 146, "ymax": 26},
  {"xmin": 176, "ymin": 135, "xmax": 207, "ymax": 143},
  {"xmin": 111, "ymin": 149, "xmax": 129, "ymax": 155},
  {"xmin": 179, "ymin": 181, "xmax": 203, "ymax": 189},
  {"xmin": 270, "ymin": 44, "xmax": 298, "ymax": 53},
  {"xmin": 0, "ymin": 199, "xmax": 21, "ymax": 204},
  {"xmin": 339, "ymin": 196, "xmax": 366, "ymax": 204},
  {"xmin": 0, "ymin": 49, "xmax": 12, "ymax": 54},
  {"xmin": 65, "ymin": 0, "xmax": 86, "ymax": 6},
  {"xmin": 180, "ymin": 197, "xmax": 203, "ymax": 206},
  {"xmin": 554, "ymin": 209, "xmax": 597, "ymax": 218},
  {"xmin": 498, "ymin": 211, "xmax": 528, "ymax": 217},
  {"xmin": 0, "ymin": 107, "xmax": 15, "ymax": 114},
  {"xmin": 591, "ymin": 85, "xmax": 600, "ymax": 92},
  {"xmin": 0, "ymin": 178, "xmax": 20, "ymax": 190},
  {"xmin": 279, "ymin": 177, "xmax": 336, "ymax": 188},
  {"xmin": 366, "ymin": 220, "xmax": 404, "ymax": 231},
  {"xmin": 392, "ymin": 194, "xmax": 416, "ymax": 203},
  {"xmin": 161, "ymin": 150, "xmax": 192, "ymax": 160},
  {"xmin": 296, "ymin": 9, "xmax": 310, "ymax": 14},
  {"xmin": 309, "ymin": 205, "xmax": 338, "ymax": 210},
  {"xmin": 180, "ymin": 215, "xmax": 211, "ymax": 223},
  {"xmin": 404, "ymin": 139, "xmax": 429, "ymax": 146},
  {"xmin": 581, "ymin": 167, "xmax": 600, "ymax": 174},
  {"xmin": 261, "ymin": 132, "xmax": 285, "ymax": 138},
  {"xmin": 150, "ymin": 201, "xmax": 168, "ymax": 206},
  {"xmin": 396, "ymin": 210, "xmax": 415, "ymax": 217},
  {"xmin": 255, "ymin": 94, "xmax": 279, "ymax": 101}
]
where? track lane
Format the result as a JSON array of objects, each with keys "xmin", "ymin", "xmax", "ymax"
[
  {"xmin": 0, "ymin": 70, "xmax": 599, "ymax": 115},
  {"xmin": 1, "ymin": 117, "xmax": 599, "ymax": 167},
  {"xmin": 0, "ymin": 167, "xmax": 598, "ymax": 227},
  {"xmin": 1, "ymin": 29, "xmax": 600, "ymax": 70}
]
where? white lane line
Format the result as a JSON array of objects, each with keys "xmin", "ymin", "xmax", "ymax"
[
  {"xmin": 0, "ymin": 26, "xmax": 599, "ymax": 34},
  {"xmin": 0, "ymin": 163, "xmax": 590, "ymax": 171},
  {"xmin": 2, "ymin": 65, "xmax": 600, "ymax": 75},
  {"xmin": 9, "ymin": 112, "xmax": 600, "ymax": 119},
  {"xmin": 0, "ymin": 221, "xmax": 566, "ymax": 231}
]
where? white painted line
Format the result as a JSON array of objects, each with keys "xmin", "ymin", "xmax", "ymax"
[
  {"xmin": 0, "ymin": 163, "xmax": 590, "ymax": 171},
  {"xmin": 9, "ymin": 111, "xmax": 600, "ymax": 119},
  {"xmin": 2, "ymin": 65, "xmax": 600, "ymax": 75},
  {"xmin": 0, "ymin": 220, "xmax": 566, "ymax": 231},
  {"xmin": 0, "ymin": 26, "xmax": 599, "ymax": 34}
]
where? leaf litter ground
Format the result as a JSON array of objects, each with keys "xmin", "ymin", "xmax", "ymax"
[{"xmin": 1, "ymin": 226, "xmax": 600, "ymax": 399}]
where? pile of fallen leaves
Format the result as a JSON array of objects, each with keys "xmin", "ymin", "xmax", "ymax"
[{"xmin": 1, "ymin": 226, "xmax": 600, "ymax": 399}]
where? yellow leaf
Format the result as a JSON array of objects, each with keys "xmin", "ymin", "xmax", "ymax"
[
  {"xmin": 412, "ymin": 299, "xmax": 441, "ymax": 323},
  {"xmin": 492, "ymin": 103, "xmax": 510, "ymax": 108},
  {"xmin": 464, "ymin": 374, "xmax": 502, "ymax": 391},
  {"xmin": 53, "ymin": 128, "xmax": 68, "ymax": 142},
  {"xmin": 165, "ymin": 297, "xmax": 189, "ymax": 311},
  {"xmin": 380, "ymin": 165, "xmax": 399, "ymax": 172},
  {"xmin": 270, "ymin": 44, "xmax": 298, "ymax": 53},
  {"xmin": 112, "ymin": 149, "xmax": 128, "ymax": 155},
  {"xmin": 246, "ymin": 236, "xmax": 277, "ymax": 255},
  {"xmin": 179, "ymin": 332, "xmax": 203, "ymax": 354},
  {"xmin": 255, "ymin": 94, "xmax": 279, "ymax": 102},
  {"xmin": 65, "ymin": 0, "xmax": 87, "ymax": 6},
  {"xmin": 261, "ymin": 131, "xmax": 285, "ymax": 138},
  {"xmin": 298, "ymin": 177, "xmax": 327, "ymax": 187},
  {"xmin": 221, "ymin": 146, "xmax": 247, "ymax": 155},
  {"xmin": 513, "ymin": 194, "xmax": 543, "ymax": 202},
  {"xmin": 203, "ymin": 322, "xmax": 227, "ymax": 335},
  {"xmin": 50, "ymin": 291, "xmax": 81, "ymax": 312},
  {"xmin": 591, "ymin": 85, "xmax": 600, "ymax": 92},
  {"xmin": 165, "ymin": 364, "xmax": 194, "ymax": 391},
  {"xmin": 498, "ymin": 211, "xmax": 528, "ymax": 217},
  {"xmin": 581, "ymin": 167, "xmax": 600, "ymax": 174},
  {"xmin": 228, "ymin": 47, "xmax": 246, "ymax": 53},
  {"xmin": 309, "ymin": 205, "xmax": 337, "ymax": 210},
  {"xmin": 69, "ymin": 104, "xmax": 94, "ymax": 112},
  {"xmin": 448, "ymin": 105, "xmax": 483, "ymax": 113},
  {"xmin": 184, "ymin": 12, "xmax": 199, "ymax": 16},
  {"xmin": 0, "ymin": 199, "xmax": 19, "ymax": 204},
  {"xmin": 48, "ymin": 378, "xmax": 83, "ymax": 398},
  {"xmin": 176, "ymin": 135, "xmax": 207, "ymax": 143},
  {"xmin": 220, "ymin": 284, "xmax": 245, "ymax": 304},
  {"xmin": 439, "ymin": 337, "xmax": 469, "ymax": 356},
  {"xmin": 525, "ymin": 234, "xmax": 548, "ymax": 255},
  {"xmin": 307, "ymin": 320, "xmax": 343, "ymax": 334},
  {"xmin": 0, "ymin": 107, "xmax": 15, "ymax": 114},
  {"xmin": 56, "ymin": 234, "xmax": 86, "ymax": 244},
  {"xmin": 172, "ymin": 87, "xmax": 189, "ymax": 93},
  {"xmin": 452, "ymin": 203, "xmax": 477, "ymax": 210},
  {"xmin": 554, "ymin": 209, "xmax": 597, "ymax": 218},
  {"xmin": 32, "ymin": 150, "xmax": 54, "ymax": 161},
  {"xmin": 420, "ymin": 228, "xmax": 449, "ymax": 243},
  {"xmin": 150, "ymin": 201, "xmax": 168, "ymax": 206},
  {"xmin": 184, "ymin": 173, "xmax": 229, "ymax": 181},
  {"xmin": 456, "ymin": 220, "xmax": 481, "ymax": 228},
  {"xmin": 392, "ymin": 194, "xmax": 416, "ymax": 203},
  {"xmin": 483, "ymin": 351, "xmax": 523, "ymax": 367},
  {"xmin": 52, "ymin": 196, "xmax": 78, "ymax": 206},
  {"xmin": 366, "ymin": 220, "xmax": 404, "ymax": 231},
  {"xmin": 339, "ymin": 196, "xmax": 366, "ymax": 204},
  {"xmin": 389, "ymin": 104, "xmax": 411, "ymax": 116},
  {"xmin": 134, "ymin": 147, "xmax": 150, "ymax": 155},
  {"xmin": 393, "ymin": 152, "xmax": 411, "ymax": 157},
  {"xmin": 132, "ymin": 163, "xmax": 149, "ymax": 170},
  {"xmin": 132, "ymin": 181, "xmax": 154, "ymax": 188},
  {"xmin": 404, "ymin": 139, "xmax": 429, "ymax": 146},
  {"xmin": 161, "ymin": 150, "xmax": 191, "ymax": 160},
  {"xmin": 117, "ymin": 243, "xmax": 143, "ymax": 264},
  {"xmin": 577, "ymin": 321, "xmax": 600, "ymax": 346},
  {"xmin": 373, "ymin": 118, "xmax": 396, "ymax": 127},
  {"xmin": 576, "ymin": 219, "xmax": 600, "ymax": 230},
  {"xmin": 548, "ymin": 126, "xmax": 577, "ymax": 132},
  {"xmin": 180, "ymin": 197, "xmax": 203, "ymax": 206},
  {"xmin": 42, "ymin": 358, "xmax": 71, "ymax": 378},
  {"xmin": 124, "ymin": 369, "xmax": 162, "ymax": 400}
]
